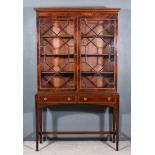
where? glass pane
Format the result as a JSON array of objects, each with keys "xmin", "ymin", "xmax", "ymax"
[
  {"xmin": 80, "ymin": 18, "xmax": 115, "ymax": 89},
  {"xmin": 39, "ymin": 19, "xmax": 75, "ymax": 89}
]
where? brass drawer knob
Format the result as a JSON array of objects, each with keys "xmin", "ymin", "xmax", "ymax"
[
  {"xmin": 108, "ymin": 97, "xmax": 111, "ymax": 101},
  {"xmin": 84, "ymin": 97, "xmax": 87, "ymax": 101},
  {"xmin": 67, "ymin": 97, "xmax": 71, "ymax": 101},
  {"xmin": 43, "ymin": 97, "xmax": 47, "ymax": 101}
]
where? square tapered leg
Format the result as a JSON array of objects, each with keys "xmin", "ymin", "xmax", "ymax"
[
  {"xmin": 116, "ymin": 106, "xmax": 119, "ymax": 151},
  {"xmin": 113, "ymin": 108, "xmax": 116, "ymax": 143},
  {"xmin": 35, "ymin": 95, "xmax": 39, "ymax": 151},
  {"xmin": 40, "ymin": 108, "xmax": 42, "ymax": 144}
]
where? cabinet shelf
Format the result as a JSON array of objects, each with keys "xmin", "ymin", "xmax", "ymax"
[
  {"xmin": 40, "ymin": 54, "xmax": 114, "ymax": 57},
  {"xmin": 81, "ymin": 35, "xmax": 114, "ymax": 38},
  {"xmin": 81, "ymin": 71, "xmax": 114, "ymax": 75},
  {"xmin": 41, "ymin": 71, "xmax": 113, "ymax": 76},
  {"xmin": 40, "ymin": 54, "xmax": 74, "ymax": 57},
  {"xmin": 41, "ymin": 71, "xmax": 74, "ymax": 75},
  {"xmin": 81, "ymin": 54, "xmax": 114, "ymax": 57},
  {"xmin": 41, "ymin": 36, "xmax": 74, "ymax": 39}
]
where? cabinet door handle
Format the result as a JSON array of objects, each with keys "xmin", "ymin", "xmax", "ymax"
[
  {"xmin": 67, "ymin": 97, "xmax": 71, "ymax": 101},
  {"xmin": 107, "ymin": 97, "xmax": 111, "ymax": 101},
  {"xmin": 44, "ymin": 97, "xmax": 48, "ymax": 101},
  {"xmin": 84, "ymin": 97, "xmax": 87, "ymax": 101}
]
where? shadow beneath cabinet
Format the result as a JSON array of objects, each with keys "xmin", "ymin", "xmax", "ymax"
[
  {"xmin": 102, "ymin": 140, "xmax": 131, "ymax": 151},
  {"xmin": 23, "ymin": 140, "xmax": 56, "ymax": 151}
]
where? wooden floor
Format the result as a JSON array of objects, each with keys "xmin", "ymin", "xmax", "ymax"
[{"xmin": 23, "ymin": 141, "xmax": 131, "ymax": 155}]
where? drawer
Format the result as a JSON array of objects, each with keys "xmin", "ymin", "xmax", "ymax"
[
  {"xmin": 38, "ymin": 95, "xmax": 77, "ymax": 103},
  {"xmin": 78, "ymin": 95, "xmax": 116, "ymax": 103}
]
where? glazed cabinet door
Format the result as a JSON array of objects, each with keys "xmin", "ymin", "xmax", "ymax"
[
  {"xmin": 38, "ymin": 16, "xmax": 77, "ymax": 91},
  {"xmin": 78, "ymin": 16, "xmax": 117, "ymax": 91}
]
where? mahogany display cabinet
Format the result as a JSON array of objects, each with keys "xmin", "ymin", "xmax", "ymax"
[{"xmin": 34, "ymin": 8, "xmax": 120, "ymax": 151}]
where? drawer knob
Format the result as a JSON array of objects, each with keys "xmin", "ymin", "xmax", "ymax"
[
  {"xmin": 108, "ymin": 97, "xmax": 111, "ymax": 101},
  {"xmin": 67, "ymin": 97, "xmax": 71, "ymax": 101},
  {"xmin": 84, "ymin": 97, "xmax": 87, "ymax": 101},
  {"xmin": 44, "ymin": 97, "xmax": 47, "ymax": 101}
]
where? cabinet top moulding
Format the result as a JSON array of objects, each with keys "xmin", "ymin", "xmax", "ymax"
[{"xmin": 34, "ymin": 8, "xmax": 120, "ymax": 13}]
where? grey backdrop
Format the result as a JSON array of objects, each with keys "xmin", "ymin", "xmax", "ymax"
[{"xmin": 23, "ymin": 0, "xmax": 131, "ymax": 140}]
